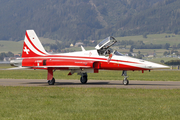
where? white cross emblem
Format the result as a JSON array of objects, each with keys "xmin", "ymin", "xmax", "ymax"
[{"xmin": 24, "ymin": 47, "xmax": 30, "ymax": 54}]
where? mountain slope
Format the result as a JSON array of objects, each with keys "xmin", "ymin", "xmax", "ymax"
[{"xmin": 0, "ymin": 0, "xmax": 179, "ymax": 42}]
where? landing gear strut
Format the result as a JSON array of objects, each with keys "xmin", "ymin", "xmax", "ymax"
[
  {"xmin": 47, "ymin": 68, "xmax": 56, "ymax": 85},
  {"xmin": 48, "ymin": 77, "xmax": 55, "ymax": 85},
  {"xmin": 122, "ymin": 70, "xmax": 129, "ymax": 85},
  {"xmin": 80, "ymin": 73, "xmax": 88, "ymax": 84}
]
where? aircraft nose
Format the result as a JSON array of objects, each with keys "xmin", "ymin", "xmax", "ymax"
[{"xmin": 146, "ymin": 62, "xmax": 169, "ymax": 69}]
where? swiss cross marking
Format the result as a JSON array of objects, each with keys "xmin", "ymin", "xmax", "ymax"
[
  {"xmin": 89, "ymin": 52, "xmax": 92, "ymax": 56},
  {"xmin": 24, "ymin": 47, "xmax": 30, "ymax": 54}
]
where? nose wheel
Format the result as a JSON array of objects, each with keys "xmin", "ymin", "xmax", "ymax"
[
  {"xmin": 123, "ymin": 77, "xmax": 129, "ymax": 85},
  {"xmin": 122, "ymin": 70, "xmax": 129, "ymax": 85}
]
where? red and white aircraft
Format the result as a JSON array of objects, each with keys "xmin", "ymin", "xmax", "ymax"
[{"xmin": 10, "ymin": 30, "xmax": 169, "ymax": 85}]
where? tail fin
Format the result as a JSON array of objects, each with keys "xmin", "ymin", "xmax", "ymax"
[{"xmin": 22, "ymin": 30, "xmax": 48, "ymax": 57}]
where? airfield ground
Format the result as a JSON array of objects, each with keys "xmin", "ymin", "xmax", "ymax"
[
  {"xmin": 0, "ymin": 84, "xmax": 180, "ymax": 120},
  {"xmin": 0, "ymin": 79, "xmax": 180, "ymax": 89},
  {"xmin": 0, "ymin": 78, "xmax": 180, "ymax": 119},
  {"xmin": 1, "ymin": 64, "xmax": 180, "ymax": 119}
]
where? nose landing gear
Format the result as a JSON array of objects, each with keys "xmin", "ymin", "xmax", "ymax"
[
  {"xmin": 123, "ymin": 76, "xmax": 129, "ymax": 85},
  {"xmin": 122, "ymin": 70, "xmax": 129, "ymax": 85}
]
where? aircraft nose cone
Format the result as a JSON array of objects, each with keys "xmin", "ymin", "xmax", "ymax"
[{"xmin": 147, "ymin": 63, "xmax": 169, "ymax": 69}]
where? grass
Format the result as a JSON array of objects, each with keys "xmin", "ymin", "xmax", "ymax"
[
  {"xmin": 0, "ymin": 37, "xmax": 56, "ymax": 54},
  {"xmin": 1, "ymin": 33, "xmax": 180, "ymax": 54},
  {"xmin": 0, "ymin": 87, "xmax": 180, "ymax": 120},
  {"xmin": 1, "ymin": 34, "xmax": 180, "ymax": 120},
  {"xmin": 0, "ymin": 40, "xmax": 23, "ymax": 54},
  {"xmin": 145, "ymin": 57, "xmax": 179, "ymax": 63},
  {"xmin": 115, "ymin": 33, "xmax": 180, "ymax": 45}
]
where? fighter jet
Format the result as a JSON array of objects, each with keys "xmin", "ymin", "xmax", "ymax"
[{"xmin": 10, "ymin": 30, "xmax": 169, "ymax": 85}]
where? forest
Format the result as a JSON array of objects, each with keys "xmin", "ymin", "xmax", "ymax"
[{"xmin": 0, "ymin": 0, "xmax": 180, "ymax": 43}]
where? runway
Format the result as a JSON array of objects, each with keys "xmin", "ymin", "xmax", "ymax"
[{"xmin": 0, "ymin": 79, "xmax": 180, "ymax": 89}]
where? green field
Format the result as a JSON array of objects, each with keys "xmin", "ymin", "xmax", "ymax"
[
  {"xmin": 1, "ymin": 33, "xmax": 180, "ymax": 54},
  {"xmin": 0, "ymin": 65, "xmax": 180, "ymax": 119},
  {"xmin": 0, "ymin": 37, "xmax": 56, "ymax": 54},
  {"xmin": 115, "ymin": 33, "xmax": 180, "ymax": 45},
  {"xmin": 0, "ymin": 87, "xmax": 180, "ymax": 120},
  {"xmin": 0, "ymin": 41, "xmax": 23, "ymax": 54}
]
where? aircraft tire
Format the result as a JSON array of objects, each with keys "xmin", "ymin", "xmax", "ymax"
[
  {"xmin": 48, "ymin": 77, "xmax": 55, "ymax": 85},
  {"xmin": 80, "ymin": 73, "xmax": 88, "ymax": 84},
  {"xmin": 80, "ymin": 77, "xmax": 87, "ymax": 84},
  {"xmin": 123, "ymin": 79, "xmax": 129, "ymax": 85}
]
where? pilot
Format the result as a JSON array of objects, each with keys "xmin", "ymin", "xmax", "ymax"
[
  {"xmin": 105, "ymin": 49, "xmax": 110, "ymax": 56},
  {"xmin": 107, "ymin": 49, "xmax": 110, "ymax": 54}
]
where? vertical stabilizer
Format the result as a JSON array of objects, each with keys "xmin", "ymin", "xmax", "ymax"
[{"xmin": 22, "ymin": 30, "xmax": 48, "ymax": 57}]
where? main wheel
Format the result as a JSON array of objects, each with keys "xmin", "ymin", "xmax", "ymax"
[
  {"xmin": 123, "ymin": 79, "xmax": 129, "ymax": 85},
  {"xmin": 80, "ymin": 73, "xmax": 88, "ymax": 84},
  {"xmin": 48, "ymin": 77, "xmax": 55, "ymax": 85}
]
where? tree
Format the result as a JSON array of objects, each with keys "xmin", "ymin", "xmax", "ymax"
[
  {"xmin": 163, "ymin": 51, "xmax": 168, "ymax": 56},
  {"xmin": 136, "ymin": 54, "xmax": 143, "ymax": 59},
  {"xmin": 129, "ymin": 45, "xmax": 134, "ymax": 52},
  {"xmin": 174, "ymin": 29, "xmax": 178, "ymax": 35},
  {"xmin": 143, "ymin": 33, "xmax": 148, "ymax": 38},
  {"xmin": 163, "ymin": 43, "xmax": 170, "ymax": 50},
  {"xmin": 0, "ymin": 52, "xmax": 14, "ymax": 60},
  {"xmin": 160, "ymin": 60, "xmax": 164, "ymax": 64},
  {"xmin": 177, "ymin": 43, "xmax": 180, "ymax": 49},
  {"xmin": 128, "ymin": 52, "xmax": 132, "ymax": 56}
]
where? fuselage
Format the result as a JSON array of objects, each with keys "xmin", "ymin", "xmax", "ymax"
[{"xmin": 11, "ymin": 49, "xmax": 169, "ymax": 71}]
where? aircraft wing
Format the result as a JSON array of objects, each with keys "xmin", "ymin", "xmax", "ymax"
[
  {"xmin": 6, "ymin": 65, "xmax": 92, "ymax": 71},
  {"xmin": 33, "ymin": 65, "xmax": 92, "ymax": 69}
]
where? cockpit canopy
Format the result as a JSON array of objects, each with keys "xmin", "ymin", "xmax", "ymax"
[
  {"xmin": 95, "ymin": 36, "xmax": 116, "ymax": 50},
  {"xmin": 95, "ymin": 36, "xmax": 123, "ymax": 56}
]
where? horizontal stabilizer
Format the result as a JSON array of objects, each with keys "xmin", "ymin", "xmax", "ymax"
[{"xmin": 7, "ymin": 66, "xmax": 32, "ymax": 70}]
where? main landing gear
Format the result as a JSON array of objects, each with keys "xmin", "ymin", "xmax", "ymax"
[
  {"xmin": 80, "ymin": 73, "xmax": 88, "ymax": 84},
  {"xmin": 122, "ymin": 70, "xmax": 129, "ymax": 85},
  {"xmin": 47, "ymin": 68, "xmax": 56, "ymax": 85},
  {"xmin": 46, "ymin": 68, "xmax": 128, "ymax": 85},
  {"xmin": 48, "ymin": 77, "xmax": 55, "ymax": 85}
]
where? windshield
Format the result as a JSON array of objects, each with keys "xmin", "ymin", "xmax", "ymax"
[{"xmin": 114, "ymin": 50, "xmax": 124, "ymax": 56}]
